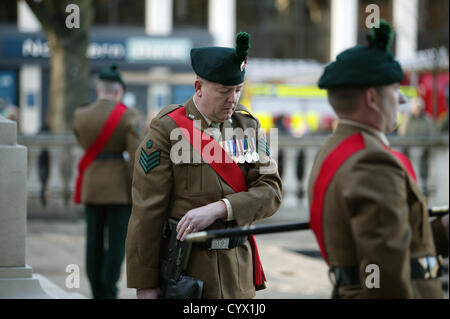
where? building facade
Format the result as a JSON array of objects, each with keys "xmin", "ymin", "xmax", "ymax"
[{"xmin": 0, "ymin": 0, "xmax": 448, "ymax": 134}]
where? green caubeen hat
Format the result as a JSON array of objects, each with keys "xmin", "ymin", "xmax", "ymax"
[
  {"xmin": 98, "ymin": 63, "xmax": 126, "ymax": 90},
  {"xmin": 318, "ymin": 20, "xmax": 404, "ymax": 89},
  {"xmin": 190, "ymin": 32, "xmax": 251, "ymax": 86}
]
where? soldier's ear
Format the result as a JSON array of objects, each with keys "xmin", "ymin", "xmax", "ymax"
[
  {"xmin": 365, "ymin": 88, "xmax": 381, "ymax": 113},
  {"xmin": 194, "ymin": 79, "xmax": 203, "ymax": 98}
]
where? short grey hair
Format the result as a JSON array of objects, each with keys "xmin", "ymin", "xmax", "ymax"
[{"xmin": 96, "ymin": 79, "xmax": 122, "ymax": 94}]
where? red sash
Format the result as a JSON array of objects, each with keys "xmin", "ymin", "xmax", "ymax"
[
  {"xmin": 73, "ymin": 103, "xmax": 127, "ymax": 204},
  {"xmin": 310, "ymin": 133, "xmax": 366, "ymax": 264},
  {"xmin": 168, "ymin": 106, "xmax": 266, "ymax": 289},
  {"xmin": 383, "ymin": 146, "xmax": 418, "ymax": 182},
  {"xmin": 310, "ymin": 133, "xmax": 418, "ymax": 264}
]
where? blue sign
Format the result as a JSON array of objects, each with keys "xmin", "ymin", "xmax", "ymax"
[
  {"xmin": 126, "ymin": 37, "xmax": 192, "ymax": 63},
  {"xmin": 0, "ymin": 70, "xmax": 17, "ymax": 106},
  {"xmin": 1, "ymin": 34, "xmax": 192, "ymax": 64},
  {"xmin": 172, "ymin": 85, "xmax": 195, "ymax": 104}
]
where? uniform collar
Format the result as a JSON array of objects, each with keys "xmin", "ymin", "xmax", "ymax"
[
  {"xmin": 184, "ymin": 96, "xmax": 210, "ymax": 132},
  {"xmin": 192, "ymin": 96, "xmax": 213, "ymax": 126},
  {"xmin": 338, "ymin": 119, "xmax": 390, "ymax": 146}
]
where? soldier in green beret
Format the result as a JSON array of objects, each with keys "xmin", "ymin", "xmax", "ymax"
[
  {"xmin": 126, "ymin": 32, "xmax": 283, "ymax": 299},
  {"xmin": 73, "ymin": 63, "xmax": 142, "ymax": 298},
  {"xmin": 308, "ymin": 20, "xmax": 448, "ymax": 298}
]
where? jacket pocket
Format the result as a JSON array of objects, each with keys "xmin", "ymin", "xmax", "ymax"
[{"xmin": 174, "ymin": 162, "xmax": 220, "ymax": 196}]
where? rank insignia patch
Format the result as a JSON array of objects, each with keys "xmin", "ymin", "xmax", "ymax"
[
  {"xmin": 146, "ymin": 139, "xmax": 153, "ymax": 149},
  {"xmin": 140, "ymin": 148, "xmax": 160, "ymax": 174}
]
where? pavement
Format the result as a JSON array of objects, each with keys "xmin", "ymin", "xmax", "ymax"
[
  {"xmin": 25, "ymin": 205, "xmax": 449, "ymax": 299},
  {"xmin": 25, "ymin": 206, "xmax": 332, "ymax": 299}
]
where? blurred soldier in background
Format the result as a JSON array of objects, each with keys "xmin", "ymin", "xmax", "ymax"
[
  {"xmin": 308, "ymin": 20, "xmax": 448, "ymax": 299},
  {"xmin": 399, "ymin": 97, "xmax": 439, "ymax": 137},
  {"xmin": 73, "ymin": 64, "xmax": 141, "ymax": 298},
  {"xmin": 440, "ymin": 85, "xmax": 449, "ymax": 133},
  {"xmin": 398, "ymin": 97, "xmax": 439, "ymax": 196}
]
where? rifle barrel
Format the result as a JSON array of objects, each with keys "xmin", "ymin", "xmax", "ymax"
[
  {"xmin": 186, "ymin": 222, "xmax": 310, "ymax": 242},
  {"xmin": 428, "ymin": 206, "xmax": 449, "ymax": 217},
  {"xmin": 186, "ymin": 206, "xmax": 448, "ymax": 243}
]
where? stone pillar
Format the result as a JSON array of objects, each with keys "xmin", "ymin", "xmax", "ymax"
[
  {"xmin": 393, "ymin": 0, "xmax": 418, "ymax": 61},
  {"xmin": 0, "ymin": 115, "xmax": 49, "ymax": 298},
  {"xmin": 19, "ymin": 65, "xmax": 42, "ymax": 135},
  {"xmin": 18, "ymin": 0, "xmax": 41, "ymax": 32},
  {"xmin": 208, "ymin": 0, "xmax": 236, "ymax": 47},
  {"xmin": 18, "ymin": 1, "xmax": 42, "ymax": 135},
  {"xmin": 330, "ymin": 0, "xmax": 358, "ymax": 61},
  {"xmin": 145, "ymin": 0, "xmax": 173, "ymax": 36}
]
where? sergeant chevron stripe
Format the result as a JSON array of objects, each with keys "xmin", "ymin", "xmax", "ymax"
[{"xmin": 139, "ymin": 148, "xmax": 160, "ymax": 174}]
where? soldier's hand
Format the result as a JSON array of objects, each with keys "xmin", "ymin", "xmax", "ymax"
[
  {"xmin": 177, "ymin": 201, "xmax": 227, "ymax": 241},
  {"xmin": 136, "ymin": 288, "xmax": 159, "ymax": 299}
]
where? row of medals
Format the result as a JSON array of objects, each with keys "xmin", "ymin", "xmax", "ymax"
[{"xmin": 218, "ymin": 137, "xmax": 260, "ymax": 164}]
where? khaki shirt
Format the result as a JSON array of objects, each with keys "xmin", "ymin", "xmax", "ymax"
[
  {"xmin": 308, "ymin": 122, "xmax": 444, "ymax": 298},
  {"xmin": 73, "ymin": 99, "xmax": 141, "ymax": 204},
  {"xmin": 126, "ymin": 97, "xmax": 283, "ymax": 298}
]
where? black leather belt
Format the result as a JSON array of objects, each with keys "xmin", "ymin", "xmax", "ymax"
[
  {"xmin": 329, "ymin": 256, "xmax": 444, "ymax": 288},
  {"xmin": 96, "ymin": 152, "xmax": 123, "ymax": 160}
]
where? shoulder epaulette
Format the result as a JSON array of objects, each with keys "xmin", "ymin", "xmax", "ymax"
[
  {"xmin": 156, "ymin": 104, "xmax": 182, "ymax": 119},
  {"xmin": 235, "ymin": 104, "xmax": 259, "ymax": 124}
]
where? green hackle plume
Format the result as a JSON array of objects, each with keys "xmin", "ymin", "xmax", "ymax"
[
  {"xmin": 110, "ymin": 63, "xmax": 118, "ymax": 71},
  {"xmin": 235, "ymin": 32, "xmax": 251, "ymax": 63},
  {"xmin": 367, "ymin": 19, "xmax": 394, "ymax": 51}
]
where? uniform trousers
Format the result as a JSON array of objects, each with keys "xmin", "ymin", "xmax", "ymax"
[{"xmin": 85, "ymin": 204, "xmax": 131, "ymax": 299}]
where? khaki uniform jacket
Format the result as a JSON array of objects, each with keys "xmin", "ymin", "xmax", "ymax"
[
  {"xmin": 73, "ymin": 99, "xmax": 141, "ymax": 204},
  {"xmin": 307, "ymin": 122, "xmax": 445, "ymax": 298},
  {"xmin": 126, "ymin": 97, "xmax": 283, "ymax": 298}
]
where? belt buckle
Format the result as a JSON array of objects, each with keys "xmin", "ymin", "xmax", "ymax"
[{"xmin": 210, "ymin": 238, "xmax": 230, "ymax": 250}]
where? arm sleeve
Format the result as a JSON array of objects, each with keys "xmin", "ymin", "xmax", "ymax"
[
  {"xmin": 124, "ymin": 109, "xmax": 143, "ymax": 175},
  {"xmin": 125, "ymin": 117, "xmax": 173, "ymax": 288},
  {"xmin": 221, "ymin": 198, "xmax": 234, "ymax": 221},
  {"xmin": 431, "ymin": 217, "xmax": 449, "ymax": 258},
  {"xmin": 344, "ymin": 151, "xmax": 414, "ymax": 298}
]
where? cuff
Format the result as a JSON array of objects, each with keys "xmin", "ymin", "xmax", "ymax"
[{"xmin": 221, "ymin": 198, "xmax": 234, "ymax": 221}]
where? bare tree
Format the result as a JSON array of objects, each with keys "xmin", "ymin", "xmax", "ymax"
[{"xmin": 25, "ymin": 0, "xmax": 94, "ymax": 132}]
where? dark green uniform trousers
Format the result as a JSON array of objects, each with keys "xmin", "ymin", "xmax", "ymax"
[{"xmin": 85, "ymin": 204, "xmax": 131, "ymax": 299}]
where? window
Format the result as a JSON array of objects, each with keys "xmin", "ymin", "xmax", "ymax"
[
  {"xmin": 236, "ymin": 0, "xmax": 331, "ymax": 62},
  {"xmin": 92, "ymin": 0, "xmax": 145, "ymax": 27},
  {"xmin": 0, "ymin": 0, "xmax": 17, "ymax": 25},
  {"xmin": 173, "ymin": 0, "xmax": 208, "ymax": 29},
  {"xmin": 418, "ymin": 0, "xmax": 449, "ymax": 50}
]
